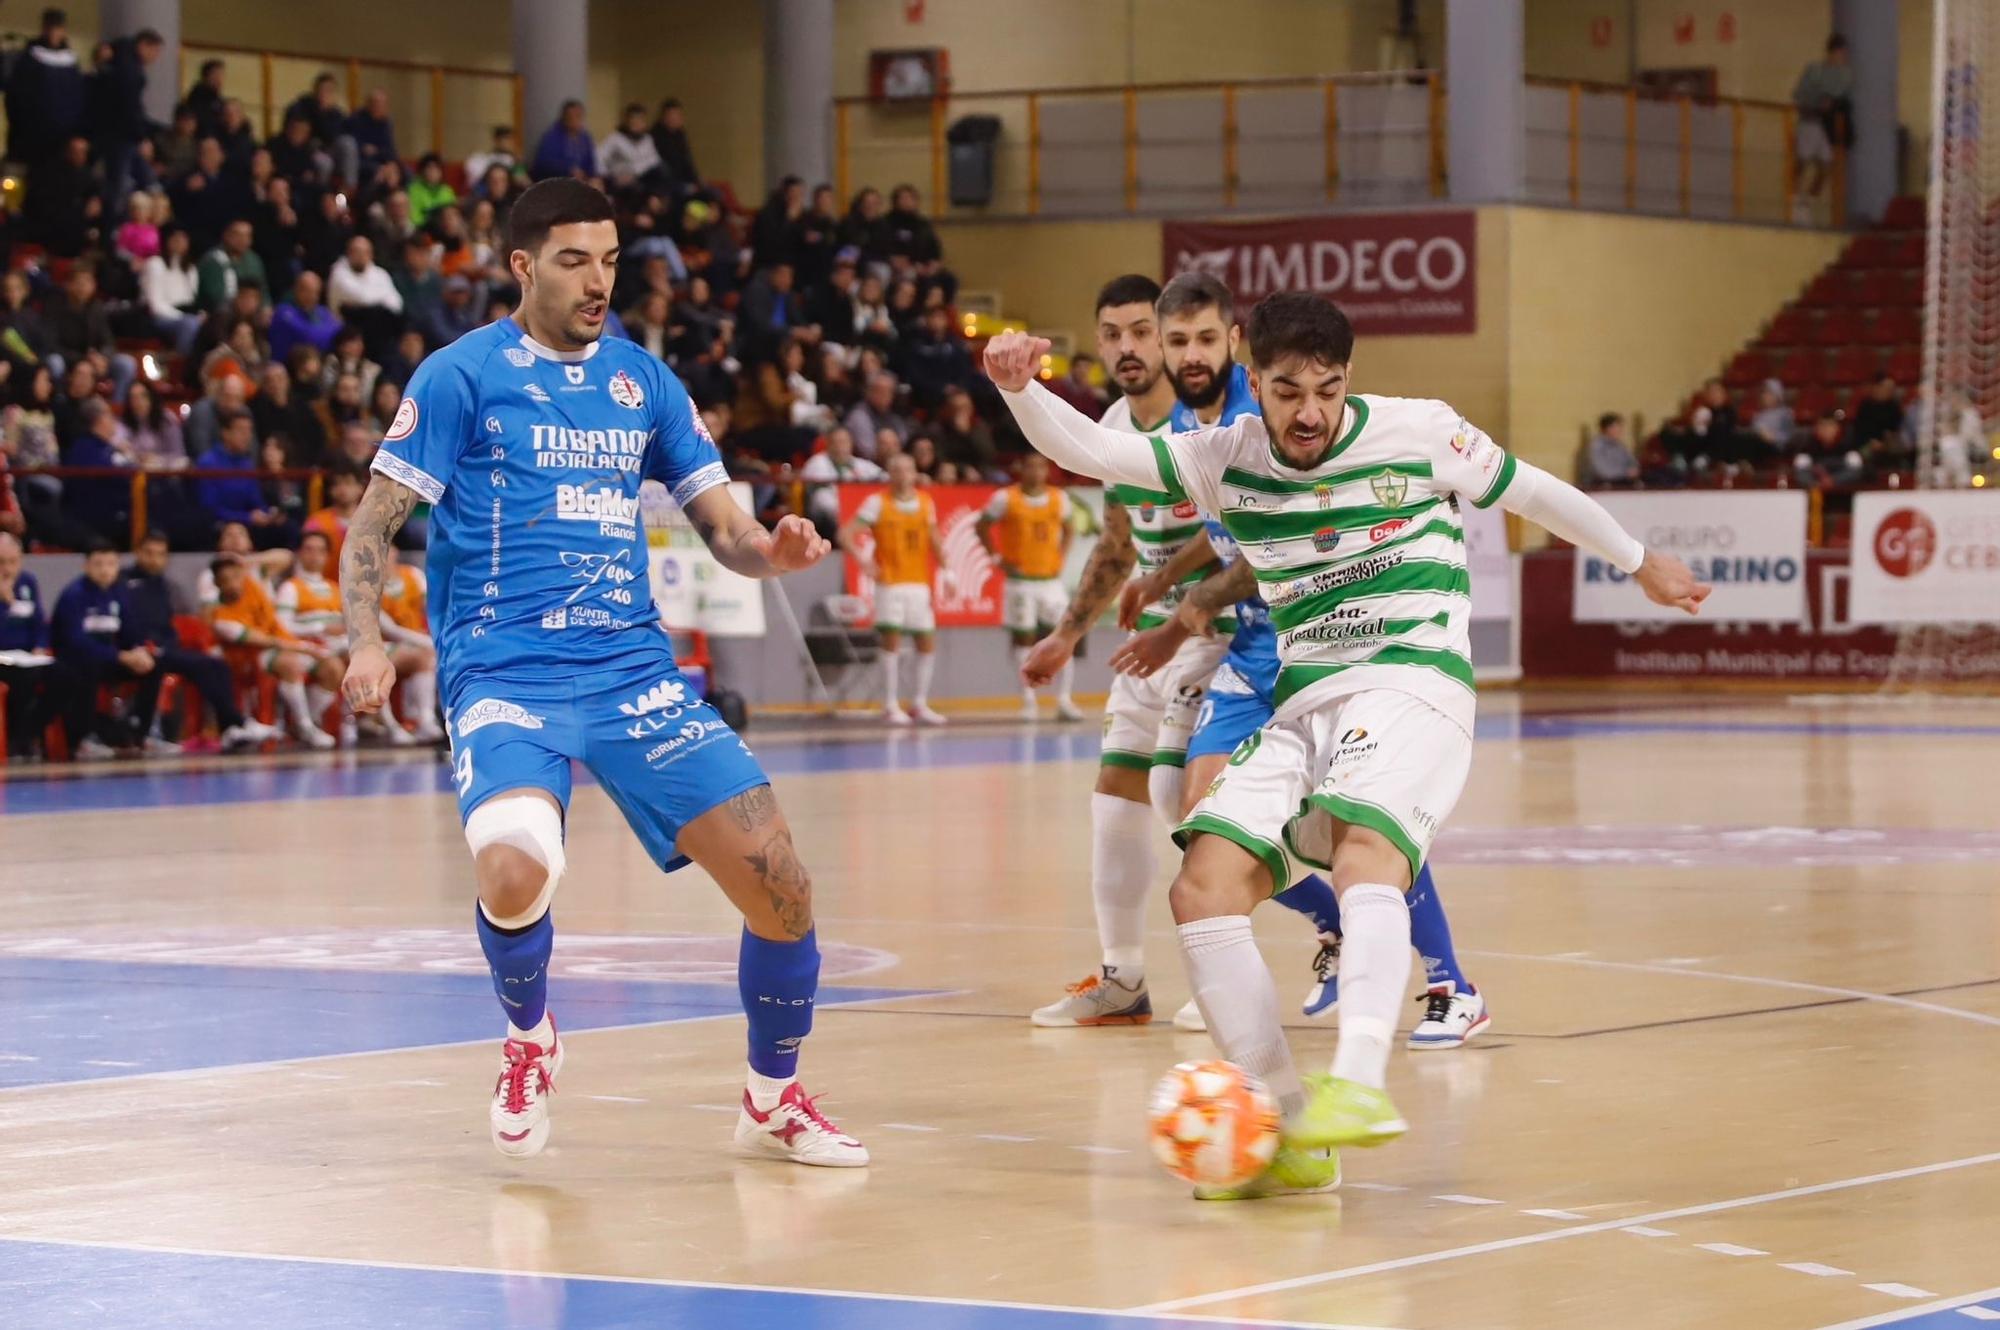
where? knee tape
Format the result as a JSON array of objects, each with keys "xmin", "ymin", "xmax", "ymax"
[{"xmin": 466, "ymin": 796, "xmax": 566, "ymax": 927}]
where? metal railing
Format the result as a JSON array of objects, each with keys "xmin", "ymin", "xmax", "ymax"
[
  {"xmin": 178, "ymin": 42, "xmax": 522, "ymax": 167},
  {"xmin": 1523, "ymin": 77, "xmax": 1845, "ymax": 227},
  {"xmin": 17, "ymin": 465, "xmax": 328, "ymax": 549},
  {"xmin": 834, "ymin": 71, "xmax": 1845, "ymax": 225},
  {"xmin": 835, "ymin": 70, "xmax": 1445, "ymax": 219}
]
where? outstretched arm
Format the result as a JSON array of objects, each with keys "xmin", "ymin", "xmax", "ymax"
[
  {"xmin": 1495, "ymin": 462, "xmax": 1709, "ymax": 613},
  {"xmin": 340, "ymin": 474, "xmax": 422, "ymax": 712},
  {"xmin": 985, "ymin": 332, "xmax": 1174, "ymax": 492},
  {"xmin": 684, "ymin": 485, "xmax": 830, "ymax": 578}
]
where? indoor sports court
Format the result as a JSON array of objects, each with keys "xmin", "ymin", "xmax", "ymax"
[
  {"xmin": 3, "ymin": 693, "xmax": 1998, "ymax": 1330},
  {"xmin": 4, "ymin": 0, "xmax": 1999, "ymax": 1327}
]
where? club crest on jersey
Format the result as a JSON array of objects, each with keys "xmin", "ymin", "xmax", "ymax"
[
  {"xmin": 505, "ymin": 347, "xmax": 536, "ymax": 368},
  {"xmin": 564, "ymin": 364, "xmax": 586, "ymax": 386},
  {"xmin": 385, "ymin": 397, "xmax": 418, "ymax": 441},
  {"xmin": 1314, "ymin": 483, "xmax": 1334, "ymax": 510},
  {"xmin": 1371, "ymin": 473, "xmax": 1409, "ymax": 507},
  {"xmin": 608, "ymin": 370, "xmax": 645, "ymax": 409},
  {"xmin": 1311, "ymin": 528, "xmax": 1341, "ymax": 553}
]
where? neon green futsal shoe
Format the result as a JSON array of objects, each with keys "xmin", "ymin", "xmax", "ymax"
[
  {"xmin": 1287, "ymin": 1073, "xmax": 1408, "ymax": 1149},
  {"xmin": 1193, "ymin": 1144, "xmax": 1341, "ymax": 1201}
]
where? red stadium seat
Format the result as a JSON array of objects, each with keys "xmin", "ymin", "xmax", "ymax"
[
  {"xmin": 1868, "ymin": 306, "xmax": 1921, "ymax": 345},
  {"xmin": 1812, "ymin": 308, "xmax": 1862, "ymax": 345},
  {"xmin": 1841, "ymin": 233, "xmax": 1894, "ymax": 269},
  {"xmin": 1886, "ymin": 346, "xmax": 1922, "ymax": 382},
  {"xmin": 1889, "ymin": 233, "xmax": 1925, "ymax": 268},
  {"xmin": 1826, "ymin": 345, "xmax": 1878, "ymax": 384},
  {"xmin": 1724, "ymin": 349, "xmax": 1773, "ymax": 388},
  {"xmin": 1802, "ymin": 270, "xmax": 1861, "ymax": 308},
  {"xmin": 1793, "ymin": 384, "xmax": 1838, "ymax": 420},
  {"xmin": 1882, "ymin": 195, "xmax": 1927, "ymax": 229},
  {"xmin": 1773, "ymin": 348, "xmax": 1820, "ymax": 385},
  {"xmin": 1766, "ymin": 306, "xmax": 1815, "ymax": 346}
]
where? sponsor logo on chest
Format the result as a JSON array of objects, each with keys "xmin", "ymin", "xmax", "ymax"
[
  {"xmin": 556, "ymin": 483, "xmax": 642, "ymax": 532},
  {"xmin": 529, "ymin": 424, "xmax": 653, "ymax": 474}
]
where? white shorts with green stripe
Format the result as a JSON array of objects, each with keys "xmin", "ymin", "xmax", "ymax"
[
  {"xmin": 1175, "ymin": 687, "xmax": 1470, "ymax": 890},
  {"xmin": 1099, "ymin": 633, "xmax": 1230, "ymax": 772}
]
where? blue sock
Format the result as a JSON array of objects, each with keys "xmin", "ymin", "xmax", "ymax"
[
  {"xmin": 1408, "ymin": 864, "xmax": 1471, "ymax": 992},
  {"xmin": 1274, "ymin": 873, "xmax": 1341, "ymax": 935},
  {"xmin": 739, "ymin": 927, "xmax": 820, "ymax": 1080},
  {"xmin": 475, "ymin": 903, "xmax": 554, "ymax": 1032}
]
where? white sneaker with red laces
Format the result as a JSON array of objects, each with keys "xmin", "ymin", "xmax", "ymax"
[
  {"xmin": 490, "ymin": 1018, "xmax": 563, "ymax": 1157},
  {"xmin": 733, "ymin": 1082, "xmax": 870, "ymax": 1167}
]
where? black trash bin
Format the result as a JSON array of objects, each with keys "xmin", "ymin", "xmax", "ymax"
[{"xmin": 947, "ymin": 114, "xmax": 1004, "ymax": 208}]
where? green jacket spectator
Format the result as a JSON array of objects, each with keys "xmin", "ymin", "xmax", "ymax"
[
  {"xmin": 408, "ymin": 154, "xmax": 457, "ymax": 229},
  {"xmin": 195, "ymin": 220, "xmax": 269, "ymax": 312}
]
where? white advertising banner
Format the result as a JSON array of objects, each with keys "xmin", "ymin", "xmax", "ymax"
[
  {"xmin": 1462, "ymin": 499, "xmax": 1513, "ymax": 623},
  {"xmin": 1849, "ymin": 490, "xmax": 2000, "ymax": 624},
  {"xmin": 1572, "ymin": 491, "xmax": 1808, "ymax": 623},
  {"xmin": 642, "ymin": 481, "xmax": 768, "ymax": 637}
]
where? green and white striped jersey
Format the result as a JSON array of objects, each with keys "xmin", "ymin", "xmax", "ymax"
[
  {"xmin": 1100, "ymin": 395, "xmax": 1236, "ymax": 634},
  {"xmin": 1144, "ymin": 393, "xmax": 1516, "ymax": 735}
]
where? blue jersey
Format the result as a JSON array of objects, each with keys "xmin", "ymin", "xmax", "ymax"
[
  {"xmin": 372, "ymin": 319, "xmax": 727, "ymax": 697},
  {"xmin": 1170, "ymin": 364, "xmax": 1278, "ymax": 695}
]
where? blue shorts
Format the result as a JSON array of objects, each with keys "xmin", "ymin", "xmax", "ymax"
[
  {"xmin": 1185, "ymin": 671, "xmax": 1275, "ymax": 763},
  {"xmin": 444, "ymin": 638, "xmax": 768, "ymax": 873}
]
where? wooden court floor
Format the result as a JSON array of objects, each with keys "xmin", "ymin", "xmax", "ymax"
[{"xmin": 1, "ymin": 690, "xmax": 1997, "ymax": 1330}]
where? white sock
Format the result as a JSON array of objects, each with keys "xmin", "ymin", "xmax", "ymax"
[
  {"xmin": 1146, "ymin": 763, "xmax": 1185, "ymax": 833},
  {"xmin": 508, "ymin": 1011, "xmax": 554, "ymax": 1045},
  {"xmin": 882, "ymin": 647, "xmax": 901, "ymax": 709},
  {"xmin": 1013, "ymin": 646, "xmax": 1035, "ymax": 703},
  {"xmin": 404, "ymin": 669, "xmax": 436, "ymax": 724},
  {"xmin": 1091, "ymin": 791, "xmax": 1155, "ymax": 976},
  {"xmin": 278, "ymin": 680, "xmax": 313, "ymax": 729},
  {"xmin": 1179, "ymin": 915, "xmax": 1303, "ymax": 1121},
  {"xmin": 1329, "ymin": 883, "xmax": 1412, "ymax": 1090},
  {"xmin": 913, "ymin": 651, "xmax": 936, "ymax": 707},
  {"xmin": 1055, "ymin": 656, "xmax": 1075, "ymax": 705},
  {"xmin": 307, "ymin": 684, "xmax": 333, "ymax": 721},
  {"xmin": 746, "ymin": 1066, "xmax": 795, "ymax": 1111}
]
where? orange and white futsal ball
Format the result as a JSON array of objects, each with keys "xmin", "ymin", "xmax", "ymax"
[{"xmin": 1146, "ymin": 1059, "xmax": 1280, "ymax": 1188}]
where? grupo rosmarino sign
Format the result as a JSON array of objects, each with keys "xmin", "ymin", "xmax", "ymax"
[{"xmin": 1162, "ymin": 211, "xmax": 1477, "ymax": 335}]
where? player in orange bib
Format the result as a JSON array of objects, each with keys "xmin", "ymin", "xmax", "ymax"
[
  {"xmin": 209, "ymin": 556, "xmax": 342, "ymax": 749},
  {"xmin": 978, "ymin": 452, "xmax": 1080, "ymax": 721},
  {"xmin": 278, "ymin": 530, "xmax": 441, "ymax": 745},
  {"xmin": 839, "ymin": 452, "xmax": 948, "ymax": 725}
]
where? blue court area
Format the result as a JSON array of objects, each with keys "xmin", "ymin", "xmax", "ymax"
[
  {"xmin": 0, "ymin": 958, "xmax": 931, "ymax": 1090},
  {"xmin": 4, "ymin": 712, "xmax": 1997, "ymax": 818},
  {"xmin": 0, "ymin": 1241, "xmax": 1298, "ymax": 1330},
  {"xmin": 1849, "ymin": 1294, "xmax": 2000, "ymax": 1329}
]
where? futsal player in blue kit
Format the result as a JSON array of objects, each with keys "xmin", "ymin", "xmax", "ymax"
[
  {"xmin": 339, "ymin": 179, "xmax": 867, "ymax": 1165},
  {"xmin": 1112, "ymin": 272, "xmax": 1489, "ymax": 1049}
]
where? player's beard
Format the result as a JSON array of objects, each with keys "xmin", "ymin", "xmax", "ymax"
[
  {"xmin": 1114, "ymin": 355, "xmax": 1160, "ymax": 399},
  {"xmin": 1172, "ymin": 360, "xmax": 1226, "ymax": 409}
]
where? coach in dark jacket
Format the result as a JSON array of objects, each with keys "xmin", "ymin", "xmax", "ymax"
[{"xmin": 5, "ymin": 9, "xmax": 86, "ymax": 167}]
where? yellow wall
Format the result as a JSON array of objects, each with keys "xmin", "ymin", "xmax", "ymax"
[
  {"xmin": 944, "ymin": 205, "xmax": 1840, "ymax": 484},
  {"xmin": 1502, "ymin": 207, "xmax": 1845, "ymax": 476}
]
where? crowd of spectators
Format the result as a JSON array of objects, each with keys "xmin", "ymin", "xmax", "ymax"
[
  {"xmin": 0, "ymin": 6, "xmax": 1035, "ymax": 759},
  {"xmin": 1581, "ymin": 372, "xmax": 1957, "ymax": 492}
]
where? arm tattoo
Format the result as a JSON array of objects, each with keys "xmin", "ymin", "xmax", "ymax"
[
  {"xmin": 340, "ymin": 477, "xmax": 420, "ymax": 652},
  {"xmin": 1058, "ymin": 495, "xmax": 1136, "ymax": 635},
  {"xmin": 1185, "ymin": 557, "xmax": 1256, "ymax": 615}
]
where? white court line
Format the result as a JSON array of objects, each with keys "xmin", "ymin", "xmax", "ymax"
[
  {"xmin": 0, "ymin": 1232, "xmax": 1396, "ymax": 1330},
  {"xmin": 1956, "ymin": 1308, "xmax": 2000, "ymax": 1322},
  {"xmin": 1520, "ymin": 1209, "xmax": 1587, "ymax": 1221},
  {"xmin": 1782, "ymin": 1263, "xmax": 1855, "ymax": 1278},
  {"xmin": 1694, "ymin": 1242, "xmax": 1769, "ymax": 1257},
  {"xmin": 1864, "ymin": 1283, "xmax": 1939, "ymax": 1300},
  {"xmin": 1130, "ymin": 1149, "xmax": 2000, "ymax": 1315},
  {"xmin": 1465, "ymin": 949, "xmax": 2000, "ymax": 1031},
  {"xmin": 1621, "ymin": 1226, "xmax": 1675, "ymax": 1237},
  {"xmin": 0, "ymin": 989, "xmax": 962, "ymax": 1100},
  {"xmin": 1808, "ymin": 1286, "xmax": 2000, "ymax": 1330},
  {"xmin": 975, "ymin": 1133, "xmax": 1036, "ymax": 1143},
  {"xmin": 1433, "ymin": 1194, "xmax": 1504, "ymax": 1206},
  {"xmin": 879, "ymin": 1123, "xmax": 942, "ymax": 1133}
]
